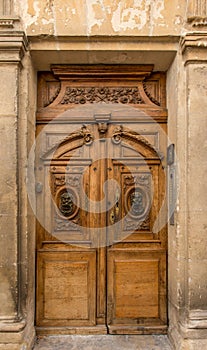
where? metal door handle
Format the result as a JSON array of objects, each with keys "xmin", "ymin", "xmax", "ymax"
[{"xmin": 110, "ymin": 209, "xmax": 115, "ymax": 224}]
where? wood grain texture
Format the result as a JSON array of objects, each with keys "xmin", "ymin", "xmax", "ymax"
[{"xmin": 36, "ymin": 65, "xmax": 167, "ymax": 335}]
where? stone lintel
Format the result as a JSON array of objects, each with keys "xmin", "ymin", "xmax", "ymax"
[
  {"xmin": 181, "ymin": 33, "xmax": 207, "ymax": 64},
  {"xmin": 0, "ymin": 31, "xmax": 28, "ymax": 62},
  {"xmin": 29, "ymin": 35, "xmax": 179, "ymax": 71}
]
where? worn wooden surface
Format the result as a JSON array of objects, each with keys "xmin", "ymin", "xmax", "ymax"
[{"xmin": 36, "ymin": 65, "xmax": 167, "ymax": 335}]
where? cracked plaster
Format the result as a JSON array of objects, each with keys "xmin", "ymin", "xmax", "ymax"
[{"xmin": 14, "ymin": 0, "xmax": 185, "ymax": 36}]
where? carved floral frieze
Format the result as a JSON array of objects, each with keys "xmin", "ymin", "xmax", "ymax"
[
  {"xmin": 61, "ymin": 86, "xmax": 144, "ymax": 105},
  {"xmin": 37, "ymin": 67, "xmax": 166, "ymax": 113}
]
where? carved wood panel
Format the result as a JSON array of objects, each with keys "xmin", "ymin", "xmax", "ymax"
[{"xmin": 36, "ymin": 65, "xmax": 167, "ymax": 123}]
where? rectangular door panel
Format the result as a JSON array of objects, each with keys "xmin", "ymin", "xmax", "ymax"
[
  {"xmin": 107, "ymin": 249, "xmax": 167, "ymax": 334},
  {"xmin": 36, "ymin": 250, "xmax": 96, "ymax": 327}
]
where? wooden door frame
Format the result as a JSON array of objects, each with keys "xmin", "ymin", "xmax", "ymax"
[{"xmin": 34, "ymin": 66, "xmax": 167, "ymax": 334}]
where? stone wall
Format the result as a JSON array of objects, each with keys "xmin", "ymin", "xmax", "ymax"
[{"xmin": 0, "ymin": 1, "xmax": 206, "ymax": 349}]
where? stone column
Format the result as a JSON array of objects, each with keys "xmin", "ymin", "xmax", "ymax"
[
  {"xmin": 168, "ymin": 33, "xmax": 207, "ymax": 350},
  {"xmin": 187, "ymin": 0, "xmax": 207, "ymax": 26},
  {"xmin": 0, "ymin": 12, "xmax": 34, "ymax": 348}
]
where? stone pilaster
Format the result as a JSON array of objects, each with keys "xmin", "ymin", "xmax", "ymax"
[
  {"xmin": 187, "ymin": 0, "xmax": 207, "ymax": 26},
  {"xmin": 0, "ymin": 28, "xmax": 34, "ymax": 349},
  {"xmin": 169, "ymin": 33, "xmax": 207, "ymax": 350}
]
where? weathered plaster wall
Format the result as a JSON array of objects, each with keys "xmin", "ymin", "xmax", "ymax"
[{"xmin": 14, "ymin": 0, "xmax": 186, "ymax": 36}]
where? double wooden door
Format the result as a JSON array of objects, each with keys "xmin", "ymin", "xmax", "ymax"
[{"xmin": 36, "ymin": 120, "xmax": 167, "ymax": 335}]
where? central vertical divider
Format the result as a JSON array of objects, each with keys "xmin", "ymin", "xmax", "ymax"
[{"xmin": 95, "ymin": 122, "xmax": 108, "ymax": 328}]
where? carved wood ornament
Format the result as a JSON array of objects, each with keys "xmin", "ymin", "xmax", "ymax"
[{"xmin": 37, "ymin": 65, "xmax": 167, "ymax": 122}]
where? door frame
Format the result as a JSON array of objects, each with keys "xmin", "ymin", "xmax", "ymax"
[{"xmin": 33, "ymin": 64, "xmax": 169, "ymax": 335}]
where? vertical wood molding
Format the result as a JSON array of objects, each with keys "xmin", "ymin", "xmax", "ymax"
[{"xmin": 187, "ymin": 0, "xmax": 207, "ymax": 26}]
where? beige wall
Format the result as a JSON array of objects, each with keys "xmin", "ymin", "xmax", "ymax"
[{"xmin": 14, "ymin": 0, "xmax": 186, "ymax": 36}]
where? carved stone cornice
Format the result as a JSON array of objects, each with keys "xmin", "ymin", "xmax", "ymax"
[
  {"xmin": 181, "ymin": 33, "xmax": 207, "ymax": 64},
  {"xmin": 0, "ymin": 15, "xmax": 20, "ymax": 29},
  {"xmin": 187, "ymin": 0, "xmax": 207, "ymax": 27},
  {"xmin": 0, "ymin": 31, "xmax": 28, "ymax": 62}
]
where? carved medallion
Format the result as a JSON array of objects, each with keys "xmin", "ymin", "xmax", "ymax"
[
  {"xmin": 59, "ymin": 192, "xmax": 74, "ymax": 216},
  {"xmin": 125, "ymin": 187, "xmax": 150, "ymax": 220},
  {"xmin": 130, "ymin": 190, "xmax": 145, "ymax": 216},
  {"xmin": 56, "ymin": 188, "xmax": 79, "ymax": 219}
]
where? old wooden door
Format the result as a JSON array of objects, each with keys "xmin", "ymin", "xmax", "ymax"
[{"xmin": 35, "ymin": 65, "xmax": 167, "ymax": 335}]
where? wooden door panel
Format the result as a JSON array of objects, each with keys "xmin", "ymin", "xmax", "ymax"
[
  {"xmin": 36, "ymin": 250, "xmax": 96, "ymax": 327},
  {"xmin": 36, "ymin": 122, "xmax": 167, "ymax": 334},
  {"xmin": 36, "ymin": 66, "xmax": 168, "ymax": 335},
  {"xmin": 107, "ymin": 160, "xmax": 161, "ymax": 244},
  {"xmin": 107, "ymin": 249, "xmax": 167, "ymax": 334}
]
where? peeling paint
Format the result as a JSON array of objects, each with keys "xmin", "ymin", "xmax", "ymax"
[
  {"xmin": 85, "ymin": 0, "xmax": 165, "ymax": 34},
  {"xmin": 111, "ymin": 0, "xmax": 164, "ymax": 32},
  {"xmin": 42, "ymin": 17, "xmax": 54, "ymax": 25},
  {"xmin": 86, "ymin": 0, "xmax": 105, "ymax": 34},
  {"xmin": 151, "ymin": 0, "xmax": 164, "ymax": 20},
  {"xmin": 15, "ymin": 0, "xmax": 184, "ymax": 36},
  {"xmin": 19, "ymin": 0, "xmax": 41, "ymax": 29}
]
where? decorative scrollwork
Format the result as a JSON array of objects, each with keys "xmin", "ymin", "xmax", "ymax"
[
  {"xmin": 143, "ymin": 82, "xmax": 160, "ymax": 106},
  {"xmin": 124, "ymin": 174, "xmax": 151, "ymax": 189},
  {"xmin": 112, "ymin": 125, "xmax": 123, "ymax": 144},
  {"xmin": 61, "ymin": 86, "xmax": 144, "ymax": 105},
  {"xmin": 54, "ymin": 217, "xmax": 80, "ymax": 231},
  {"xmin": 44, "ymin": 84, "xmax": 61, "ymax": 107},
  {"xmin": 53, "ymin": 175, "xmax": 80, "ymax": 194},
  {"xmin": 124, "ymin": 216, "xmax": 150, "ymax": 231},
  {"xmin": 81, "ymin": 125, "xmax": 94, "ymax": 145},
  {"xmin": 111, "ymin": 125, "xmax": 163, "ymax": 159}
]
